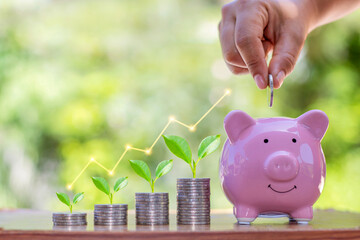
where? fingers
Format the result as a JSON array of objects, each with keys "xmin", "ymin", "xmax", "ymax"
[
  {"xmin": 268, "ymin": 33, "xmax": 305, "ymax": 88},
  {"xmin": 226, "ymin": 64, "xmax": 249, "ymax": 75},
  {"xmin": 234, "ymin": 16, "xmax": 269, "ymax": 89},
  {"xmin": 219, "ymin": 10, "xmax": 247, "ymax": 68}
]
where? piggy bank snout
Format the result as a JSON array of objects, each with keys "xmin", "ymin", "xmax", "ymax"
[{"xmin": 264, "ymin": 152, "xmax": 299, "ymax": 181}]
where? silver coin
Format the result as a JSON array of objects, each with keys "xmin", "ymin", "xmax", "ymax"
[
  {"xmin": 94, "ymin": 215, "xmax": 127, "ymax": 220},
  {"xmin": 94, "ymin": 211, "xmax": 127, "ymax": 214},
  {"xmin": 94, "ymin": 219, "xmax": 127, "ymax": 223},
  {"xmin": 177, "ymin": 183, "xmax": 210, "ymax": 186},
  {"xmin": 136, "ymin": 217, "xmax": 169, "ymax": 220},
  {"xmin": 53, "ymin": 222, "xmax": 87, "ymax": 225},
  {"xmin": 178, "ymin": 196, "xmax": 210, "ymax": 199},
  {"xmin": 135, "ymin": 199, "xmax": 169, "ymax": 202},
  {"xmin": 135, "ymin": 210, "xmax": 168, "ymax": 213},
  {"xmin": 177, "ymin": 208, "xmax": 210, "ymax": 212},
  {"xmin": 177, "ymin": 178, "xmax": 210, "ymax": 181},
  {"xmin": 177, "ymin": 198, "xmax": 210, "ymax": 201},
  {"xmin": 52, "ymin": 218, "xmax": 86, "ymax": 222},
  {"xmin": 135, "ymin": 202, "xmax": 169, "ymax": 205},
  {"xmin": 177, "ymin": 214, "xmax": 210, "ymax": 218},
  {"xmin": 94, "ymin": 212, "xmax": 127, "ymax": 215},
  {"xmin": 136, "ymin": 214, "xmax": 169, "ymax": 217},
  {"xmin": 136, "ymin": 192, "xmax": 168, "ymax": 195},
  {"xmin": 135, "ymin": 194, "xmax": 169, "ymax": 197},
  {"xmin": 94, "ymin": 217, "xmax": 126, "ymax": 219},
  {"xmin": 135, "ymin": 199, "xmax": 168, "ymax": 202},
  {"xmin": 177, "ymin": 189, "xmax": 210, "ymax": 192},
  {"xmin": 94, "ymin": 208, "xmax": 127, "ymax": 212},
  {"xmin": 177, "ymin": 191, "xmax": 210, "ymax": 194},
  {"xmin": 177, "ymin": 221, "xmax": 210, "ymax": 225},
  {"xmin": 136, "ymin": 221, "xmax": 169, "ymax": 224},
  {"xmin": 53, "ymin": 218, "xmax": 87, "ymax": 221},
  {"xmin": 136, "ymin": 214, "xmax": 169, "ymax": 218},
  {"xmin": 95, "ymin": 222, "xmax": 127, "ymax": 226},
  {"xmin": 94, "ymin": 220, "xmax": 127, "ymax": 223},
  {"xmin": 53, "ymin": 215, "xmax": 87, "ymax": 218},
  {"xmin": 94, "ymin": 221, "xmax": 127, "ymax": 225},
  {"xmin": 177, "ymin": 199, "xmax": 210, "ymax": 202},
  {"xmin": 53, "ymin": 212, "xmax": 86, "ymax": 216},
  {"xmin": 267, "ymin": 74, "xmax": 274, "ymax": 107},
  {"xmin": 136, "ymin": 205, "xmax": 169, "ymax": 209},
  {"xmin": 177, "ymin": 202, "xmax": 210, "ymax": 205}
]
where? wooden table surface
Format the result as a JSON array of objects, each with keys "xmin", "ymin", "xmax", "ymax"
[{"xmin": 0, "ymin": 209, "xmax": 359, "ymax": 239}]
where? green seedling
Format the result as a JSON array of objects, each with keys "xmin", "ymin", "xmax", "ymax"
[
  {"xmin": 163, "ymin": 135, "xmax": 221, "ymax": 178},
  {"xmin": 56, "ymin": 192, "xmax": 84, "ymax": 213},
  {"xmin": 92, "ymin": 176, "xmax": 128, "ymax": 204},
  {"xmin": 129, "ymin": 159, "xmax": 173, "ymax": 193}
]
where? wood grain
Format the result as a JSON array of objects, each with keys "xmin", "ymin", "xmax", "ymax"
[{"xmin": 0, "ymin": 209, "xmax": 359, "ymax": 240}]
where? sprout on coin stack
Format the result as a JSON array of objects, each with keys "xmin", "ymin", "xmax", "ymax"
[
  {"xmin": 53, "ymin": 192, "xmax": 87, "ymax": 226},
  {"xmin": 163, "ymin": 135, "xmax": 221, "ymax": 225},
  {"xmin": 91, "ymin": 176, "xmax": 129, "ymax": 226},
  {"xmin": 129, "ymin": 159, "xmax": 173, "ymax": 225}
]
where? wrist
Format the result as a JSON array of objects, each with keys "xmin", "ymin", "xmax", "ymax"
[{"xmin": 294, "ymin": 0, "xmax": 319, "ymax": 33}]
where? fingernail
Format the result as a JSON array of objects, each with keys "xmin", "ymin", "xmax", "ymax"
[
  {"xmin": 276, "ymin": 71, "xmax": 285, "ymax": 87},
  {"xmin": 254, "ymin": 74, "xmax": 266, "ymax": 89}
]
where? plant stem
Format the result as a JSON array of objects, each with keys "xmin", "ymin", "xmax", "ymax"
[
  {"xmin": 70, "ymin": 205, "xmax": 73, "ymax": 214},
  {"xmin": 192, "ymin": 159, "xmax": 198, "ymax": 178},
  {"xmin": 109, "ymin": 193, "xmax": 113, "ymax": 204},
  {"xmin": 192, "ymin": 158, "xmax": 201, "ymax": 178},
  {"xmin": 150, "ymin": 180, "xmax": 155, "ymax": 193}
]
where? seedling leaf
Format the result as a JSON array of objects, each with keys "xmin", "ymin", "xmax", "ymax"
[
  {"xmin": 162, "ymin": 135, "xmax": 192, "ymax": 164},
  {"xmin": 129, "ymin": 160, "xmax": 152, "ymax": 182},
  {"xmin": 73, "ymin": 192, "xmax": 84, "ymax": 204},
  {"xmin": 56, "ymin": 192, "xmax": 70, "ymax": 207},
  {"xmin": 114, "ymin": 177, "xmax": 128, "ymax": 192},
  {"xmin": 155, "ymin": 159, "xmax": 173, "ymax": 179},
  {"xmin": 92, "ymin": 177, "xmax": 110, "ymax": 195},
  {"xmin": 198, "ymin": 135, "xmax": 221, "ymax": 159}
]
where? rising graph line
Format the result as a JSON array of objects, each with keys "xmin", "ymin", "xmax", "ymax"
[{"xmin": 67, "ymin": 89, "xmax": 231, "ymax": 189}]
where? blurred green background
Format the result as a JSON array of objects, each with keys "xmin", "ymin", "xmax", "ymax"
[{"xmin": 0, "ymin": 0, "xmax": 359, "ymax": 212}]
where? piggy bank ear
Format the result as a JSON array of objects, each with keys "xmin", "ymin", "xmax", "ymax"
[
  {"xmin": 224, "ymin": 110, "xmax": 256, "ymax": 144},
  {"xmin": 297, "ymin": 110, "xmax": 329, "ymax": 140}
]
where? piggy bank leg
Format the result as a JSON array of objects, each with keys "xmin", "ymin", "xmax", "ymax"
[
  {"xmin": 289, "ymin": 206, "xmax": 313, "ymax": 224},
  {"xmin": 234, "ymin": 205, "xmax": 258, "ymax": 224}
]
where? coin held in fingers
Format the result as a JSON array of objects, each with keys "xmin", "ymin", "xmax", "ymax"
[{"xmin": 267, "ymin": 74, "xmax": 274, "ymax": 108}]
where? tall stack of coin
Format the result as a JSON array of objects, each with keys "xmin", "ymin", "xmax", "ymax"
[
  {"xmin": 177, "ymin": 178, "xmax": 210, "ymax": 225},
  {"xmin": 135, "ymin": 193, "xmax": 169, "ymax": 225},
  {"xmin": 94, "ymin": 204, "xmax": 128, "ymax": 225},
  {"xmin": 52, "ymin": 212, "xmax": 87, "ymax": 226}
]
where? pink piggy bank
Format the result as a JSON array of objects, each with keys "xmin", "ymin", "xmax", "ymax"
[{"xmin": 219, "ymin": 110, "xmax": 329, "ymax": 224}]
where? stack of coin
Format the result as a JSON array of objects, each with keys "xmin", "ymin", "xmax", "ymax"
[
  {"xmin": 135, "ymin": 193, "xmax": 169, "ymax": 225},
  {"xmin": 177, "ymin": 178, "xmax": 210, "ymax": 225},
  {"xmin": 52, "ymin": 212, "xmax": 87, "ymax": 226},
  {"xmin": 94, "ymin": 204, "xmax": 128, "ymax": 225}
]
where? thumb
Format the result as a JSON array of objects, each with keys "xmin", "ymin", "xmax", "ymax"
[{"xmin": 268, "ymin": 33, "xmax": 305, "ymax": 88}]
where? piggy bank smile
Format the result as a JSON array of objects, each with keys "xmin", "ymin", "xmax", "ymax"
[
  {"xmin": 220, "ymin": 110, "xmax": 329, "ymax": 224},
  {"xmin": 268, "ymin": 184, "xmax": 297, "ymax": 193}
]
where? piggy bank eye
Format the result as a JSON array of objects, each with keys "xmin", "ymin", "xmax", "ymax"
[
  {"xmin": 264, "ymin": 139, "xmax": 269, "ymax": 143},
  {"xmin": 292, "ymin": 138, "xmax": 297, "ymax": 143}
]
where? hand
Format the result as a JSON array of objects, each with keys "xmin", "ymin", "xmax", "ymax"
[{"xmin": 219, "ymin": 0, "xmax": 316, "ymax": 89}]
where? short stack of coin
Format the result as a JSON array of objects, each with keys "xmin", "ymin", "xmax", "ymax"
[
  {"xmin": 135, "ymin": 193, "xmax": 169, "ymax": 225},
  {"xmin": 52, "ymin": 212, "xmax": 87, "ymax": 226},
  {"xmin": 177, "ymin": 178, "xmax": 210, "ymax": 225},
  {"xmin": 94, "ymin": 204, "xmax": 128, "ymax": 225}
]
